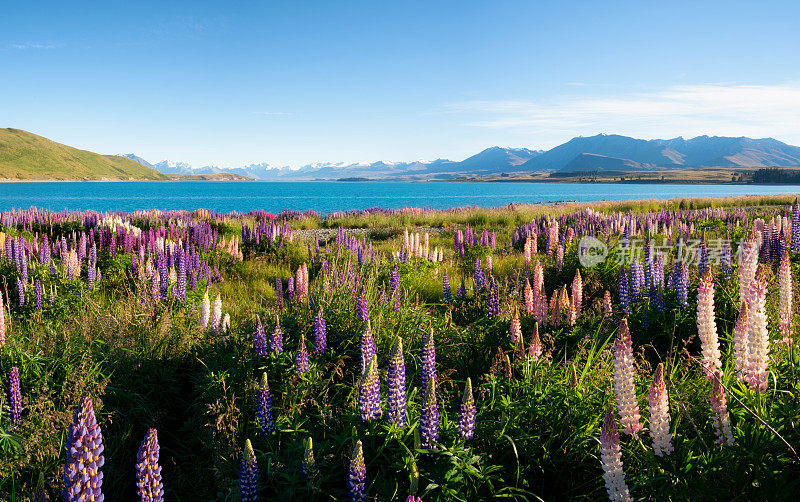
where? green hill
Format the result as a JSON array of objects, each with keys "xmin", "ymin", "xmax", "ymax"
[{"xmin": 0, "ymin": 128, "xmax": 168, "ymax": 180}]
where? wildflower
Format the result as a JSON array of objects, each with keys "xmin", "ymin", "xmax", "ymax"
[
  {"xmin": 509, "ymin": 309, "xmax": 522, "ymax": 345},
  {"xmin": 239, "ymin": 439, "xmax": 258, "ymax": 502},
  {"xmin": 733, "ymin": 302, "xmax": 749, "ymax": 379},
  {"xmin": 270, "ymin": 316, "xmax": 284, "ymax": 353},
  {"xmin": 696, "ymin": 270, "xmax": 722, "ymax": 378},
  {"xmin": 257, "ymin": 372, "xmax": 274, "ymax": 435},
  {"xmin": 744, "ymin": 275, "xmax": 769, "ymax": 392},
  {"xmin": 63, "ymin": 396, "xmax": 105, "ymax": 502},
  {"xmin": 253, "ymin": 316, "xmax": 268, "ymax": 357},
  {"xmin": 528, "ymin": 322, "xmax": 542, "ymax": 360},
  {"xmin": 302, "ymin": 436, "xmax": 317, "ymax": 480},
  {"xmin": 572, "ymin": 269, "xmax": 583, "ymax": 315},
  {"xmin": 792, "ymin": 198, "xmax": 800, "ymax": 253},
  {"xmin": 357, "ymin": 291, "xmax": 369, "ymax": 322},
  {"xmin": 348, "ymin": 440, "xmax": 367, "ymax": 502},
  {"xmin": 135, "ymin": 428, "xmax": 164, "ymax": 502},
  {"xmin": 275, "ymin": 277, "xmax": 284, "ymax": 310},
  {"xmin": 524, "ymin": 278, "xmax": 534, "ymax": 314},
  {"xmin": 442, "ymin": 271, "xmax": 452, "ymax": 305},
  {"xmin": 387, "ymin": 338, "xmax": 407, "ymax": 427},
  {"xmin": 618, "ymin": 269, "xmax": 630, "ymax": 316},
  {"xmin": 420, "ymin": 378, "xmax": 439, "ymax": 449},
  {"xmin": 779, "ymin": 252, "xmax": 793, "ymax": 343},
  {"xmin": 599, "ymin": 407, "xmax": 632, "ymax": 502},
  {"xmin": 710, "ymin": 372, "xmax": 734, "ymax": 445},
  {"xmin": 296, "ymin": 331, "xmax": 310, "ymax": 374},
  {"xmin": 8, "ymin": 366, "xmax": 21, "ymax": 428},
  {"xmin": 457, "ymin": 277, "xmax": 466, "ymax": 298},
  {"xmin": 0, "ymin": 291, "xmax": 6, "ymax": 347},
  {"xmin": 473, "ymin": 258, "xmax": 485, "ymax": 290},
  {"xmin": 17, "ymin": 278, "xmax": 25, "ymax": 307},
  {"xmin": 603, "ymin": 290, "xmax": 613, "ymax": 317},
  {"xmin": 211, "ymin": 293, "xmax": 222, "ymax": 331},
  {"xmin": 738, "ymin": 237, "xmax": 759, "ymax": 306},
  {"xmin": 569, "ymin": 364, "xmax": 579, "ymax": 388},
  {"xmin": 613, "ymin": 319, "xmax": 642, "ymax": 437},
  {"xmin": 34, "ymin": 278, "xmax": 42, "ymax": 310},
  {"xmin": 421, "ymin": 327, "xmax": 436, "ymax": 391},
  {"xmin": 457, "ymin": 378, "xmax": 476, "ymax": 441},
  {"xmin": 360, "ymin": 319, "xmax": 376, "ymax": 372},
  {"xmin": 314, "ymin": 306, "xmax": 328, "ymax": 355},
  {"xmin": 647, "ymin": 364, "xmax": 673, "ymax": 456},
  {"xmin": 358, "ymin": 355, "xmax": 381, "ymax": 421}
]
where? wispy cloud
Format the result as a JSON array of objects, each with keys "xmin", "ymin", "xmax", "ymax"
[
  {"xmin": 445, "ymin": 82, "xmax": 800, "ymax": 145},
  {"xmin": 8, "ymin": 42, "xmax": 59, "ymax": 50},
  {"xmin": 252, "ymin": 111, "xmax": 291, "ymax": 116}
]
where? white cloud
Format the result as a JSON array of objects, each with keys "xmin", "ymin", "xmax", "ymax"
[
  {"xmin": 8, "ymin": 42, "xmax": 58, "ymax": 49},
  {"xmin": 446, "ymin": 83, "xmax": 800, "ymax": 146}
]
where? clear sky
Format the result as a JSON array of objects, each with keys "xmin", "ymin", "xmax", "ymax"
[{"xmin": 2, "ymin": 1, "xmax": 799, "ymax": 168}]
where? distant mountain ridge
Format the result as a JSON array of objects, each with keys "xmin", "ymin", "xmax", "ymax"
[{"xmin": 131, "ymin": 134, "xmax": 800, "ymax": 180}]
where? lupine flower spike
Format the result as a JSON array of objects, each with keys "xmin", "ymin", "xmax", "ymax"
[
  {"xmin": 358, "ymin": 355, "xmax": 382, "ymax": 421},
  {"xmin": 64, "ymin": 396, "xmax": 105, "ymax": 502},
  {"xmin": 302, "ymin": 436, "xmax": 317, "ymax": 481},
  {"xmin": 779, "ymin": 252, "xmax": 793, "ymax": 343},
  {"xmin": 387, "ymin": 338, "xmax": 407, "ymax": 427},
  {"xmin": 421, "ymin": 327, "xmax": 436, "ymax": 390},
  {"xmin": 257, "ymin": 372, "xmax": 274, "ymax": 435},
  {"xmin": 509, "ymin": 309, "xmax": 522, "ymax": 345},
  {"xmin": 647, "ymin": 364, "xmax": 673, "ymax": 456},
  {"xmin": 528, "ymin": 322, "xmax": 542, "ymax": 360},
  {"xmin": 135, "ymin": 428, "xmax": 164, "ymax": 502},
  {"xmin": 696, "ymin": 270, "xmax": 722, "ymax": 378},
  {"xmin": 599, "ymin": 407, "xmax": 632, "ymax": 502},
  {"xmin": 710, "ymin": 371, "xmax": 734, "ymax": 446},
  {"xmin": 613, "ymin": 319, "xmax": 642, "ymax": 437},
  {"xmin": 360, "ymin": 319, "xmax": 376, "ymax": 372},
  {"xmin": 296, "ymin": 331, "xmax": 310, "ymax": 374},
  {"xmin": 733, "ymin": 302, "xmax": 749, "ymax": 379},
  {"xmin": 239, "ymin": 439, "xmax": 258, "ymax": 502},
  {"xmin": 253, "ymin": 316, "xmax": 268, "ymax": 357},
  {"xmin": 314, "ymin": 306, "xmax": 328, "ymax": 355},
  {"xmin": 744, "ymin": 274, "xmax": 769, "ymax": 392},
  {"xmin": 457, "ymin": 377, "xmax": 476, "ymax": 440},
  {"xmin": 8, "ymin": 366, "xmax": 21, "ymax": 428},
  {"xmin": 348, "ymin": 440, "xmax": 367, "ymax": 502},
  {"xmin": 420, "ymin": 378, "xmax": 439, "ymax": 449},
  {"xmin": 270, "ymin": 315, "xmax": 283, "ymax": 353}
]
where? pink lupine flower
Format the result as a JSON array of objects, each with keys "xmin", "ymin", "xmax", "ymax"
[
  {"xmin": 696, "ymin": 270, "xmax": 722, "ymax": 379},
  {"xmin": 613, "ymin": 319, "xmax": 642, "ymax": 437},
  {"xmin": 509, "ymin": 309, "xmax": 522, "ymax": 345},
  {"xmin": 710, "ymin": 371, "xmax": 734, "ymax": 445},
  {"xmin": 603, "ymin": 290, "xmax": 613, "ymax": 317},
  {"xmin": 733, "ymin": 302, "xmax": 749, "ymax": 379},
  {"xmin": 599, "ymin": 407, "xmax": 632, "ymax": 502},
  {"xmin": 535, "ymin": 285, "xmax": 548, "ymax": 325},
  {"xmin": 744, "ymin": 275, "xmax": 769, "ymax": 392},
  {"xmin": 528, "ymin": 322, "xmax": 542, "ymax": 360},
  {"xmin": 738, "ymin": 237, "xmax": 758, "ymax": 307},
  {"xmin": 532, "ymin": 260, "xmax": 543, "ymax": 306},
  {"xmin": 524, "ymin": 279, "xmax": 534, "ymax": 314},
  {"xmin": 549, "ymin": 290, "xmax": 560, "ymax": 327},
  {"xmin": 572, "ymin": 270, "xmax": 583, "ymax": 316},
  {"xmin": 779, "ymin": 252, "xmax": 793, "ymax": 343},
  {"xmin": 647, "ymin": 364, "xmax": 673, "ymax": 456}
]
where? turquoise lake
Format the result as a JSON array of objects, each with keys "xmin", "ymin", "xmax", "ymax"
[{"xmin": 1, "ymin": 181, "xmax": 799, "ymax": 214}]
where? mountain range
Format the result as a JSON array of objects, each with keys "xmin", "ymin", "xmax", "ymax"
[{"xmin": 124, "ymin": 134, "xmax": 800, "ymax": 180}]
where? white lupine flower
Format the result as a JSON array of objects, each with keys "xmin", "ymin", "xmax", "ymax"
[
  {"xmin": 710, "ymin": 372, "xmax": 735, "ymax": 446},
  {"xmin": 744, "ymin": 275, "xmax": 769, "ymax": 392},
  {"xmin": 779, "ymin": 252, "xmax": 793, "ymax": 343},
  {"xmin": 613, "ymin": 319, "xmax": 642, "ymax": 437},
  {"xmin": 200, "ymin": 290, "xmax": 210, "ymax": 328},
  {"xmin": 696, "ymin": 271, "xmax": 722, "ymax": 379},
  {"xmin": 647, "ymin": 363, "xmax": 673, "ymax": 456},
  {"xmin": 599, "ymin": 408, "xmax": 632, "ymax": 502},
  {"xmin": 211, "ymin": 293, "xmax": 222, "ymax": 332}
]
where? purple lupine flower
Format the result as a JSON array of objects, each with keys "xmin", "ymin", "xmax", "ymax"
[
  {"xmin": 275, "ymin": 278, "xmax": 284, "ymax": 310},
  {"xmin": 487, "ymin": 280, "xmax": 500, "ymax": 318},
  {"xmin": 457, "ymin": 277, "xmax": 466, "ymax": 298},
  {"xmin": 239, "ymin": 439, "xmax": 258, "ymax": 502},
  {"xmin": 673, "ymin": 261, "xmax": 689, "ymax": 306},
  {"xmin": 17, "ymin": 279, "xmax": 25, "ymax": 307},
  {"xmin": 442, "ymin": 271, "xmax": 452, "ymax": 305},
  {"xmin": 421, "ymin": 328, "xmax": 436, "ymax": 394},
  {"xmin": 630, "ymin": 261, "xmax": 643, "ymax": 298},
  {"xmin": 135, "ymin": 428, "xmax": 164, "ymax": 502},
  {"xmin": 420, "ymin": 378, "xmax": 439, "ymax": 449},
  {"xmin": 357, "ymin": 291, "xmax": 369, "ymax": 322},
  {"xmin": 313, "ymin": 306, "xmax": 327, "ymax": 355},
  {"xmin": 257, "ymin": 372, "xmax": 274, "ymax": 435},
  {"xmin": 253, "ymin": 317, "xmax": 268, "ymax": 357},
  {"xmin": 34, "ymin": 278, "xmax": 42, "ymax": 310},
  {"xmin": 270, "ymin": 316, "xmax": 284, "ymax": 353},
  {"xmin": 390, "ymin": 265, "xmax": 400, "ymax": 294},
  {"xmin": 360, "ymin": 320, "xmax": 376, "ymax": 372},
  {"xmin": 348, "ymin": 440, "xmax": 366, "ymax": 502},
  {"xmin": 387, "ymin": 338, "xmax": 407, "ymax": 427},
  {"xmin": 473, "ymin": 258, "xmax": 485, "ymax": 290},
  {"xmin": 618, "ymin": 268, "xmax": 630, "ymax": 316},
  {"xmin": 175, "ymin": 250, "xmax": 187, "ymax": 302},
  {"xmin": 287, "ymin": 277, "xmax": 295, "ymax": 301},
  {"xmin": 296, "ymin": 332, "xmax": 310, "ymax": 374},
  {"xmin": 457, "ymin": 377, "xmax": 476, "ymax": 441},
  {"xmin": 63, "ymin": 396, "xmax": 105, "ymax": 502},
  {"xmin": 8, "ymin": 367, "xmax": 21, "ymax": 428},
  {"xmin": 792, "ymin": 198, "xmax": 800, "ymax": 253},
  {"xmin": 358, "ymin": 355, "xmax": 381, "ymax": 421}
]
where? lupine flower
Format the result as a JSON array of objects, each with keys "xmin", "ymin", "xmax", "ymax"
[
  {"xmin": 387, "ymin": 338, "xmax": 407, "ymax": 427},
  {"xmin": 420, "ymin": 378, "xmax": 439, "ymax": 449},
  {"xmin": 457, "ymin": 277, "xmax": 466, "ymax": 298},
  {"xmin": 17, "ymin": 278, "xmax": 25, "ymax": 307},
  {"xmin": 613, "ymin": 319, "xmax": 642, "ymax": 437},
  {"xmin": 358, "ymin": 355, "xmax": 382, "ymax": 421},
  {"xmin": 34, "ymin": 278, "xmax": 42, "ymax": 310},
  {"xmin": 0, "ymin": 291, "xmax": 6, "ymax": 347},
  {"xmin": 696, "ymin": 270, "xmax": 722, "ymax": 378},
  {"xmin": 275, "ymin": 278, "xmax": 284, "ymax": 310},
  {"xmin": 8, "ymin": 366, "xmax": 21, "ymax": 428},
  {"xmin": 211, "ymin": 293, "xmax": 222, "ymax": 331},
  {"xmin": 710, "ymin": 371, "xmax": 734, "ymax": 446},
  {"xmin": 744, "ymin": 274, "xmax": 769, "ymax": 392},
  {"xmin": 457, "ymin": 377, "xmax": 476, "ymax": 440},
  {"xmin": 572, "ymin": 269, "xmax": 583, "ymax": 315},
  {"xmin": 509, "ymin": 309, "xmax": 522, "ymax": 345},
  {"xmin": 296, "ymin": 331, "xmax": 310, "ymax": 374},
  {"xmin": 421, "ymin": 327, "xmax": 437, "ymax": 391},
  {"xmin": 257, "ymin": 372, "xmax": 274, "ymax": 435},
  {"xmin": 487, "ymin": 280, "xmax": 500, "ymax": 318},
  {"xmin": 406, "ymin": 496, "xmax": 422, "ymax": 502},
  {"xmin": 270, "ymin": 316, "xmax": 284, "ymax": 353},
  {"xmin": 253, "ymin": 317, "xmax": 268, "ymax": 357},
  {"xmin": 618, "ymin": 269, "xmax": 630, "ymax": 316},
  {"xmin": 524, "ymin": 278, "xmax": 534, "ymax": 314},
  {"xmin": 360, "ymin": 319, "xmax": 376, "ymax": 372},
  {"xmin": 528, "ymin": 322, "xmax": 542, "ymax": 360},
  {"xmin": 738, "ymin": 237, "xmax": 759, "ymax": 306},
  {"xmin": 313, "ymin": 306, "xmax": 328, "ymax": 355},
  {"xmin": 733, "ymin": 302, "xmax": 749, "ymax": 379},
  {"xmin": 135, "ymin": 428, "xmax": 164, "ymax": 502},
  {"xmin": 792, "ymin": 198, "xmax": 800, "ymax": 253},
  {"xmin": 647, "ymin": 364, "xmax": 673, "ymax": 456},
  {"xmin": 357, "ymin": 291, "xmax": 369, "ymax": 322},
  {"xmin": 779, "ymin": 252, "xmax": 793, "ymax": 343},
  {"xmin": 239, "ymin": 439, "xmax": 258, "ymax": 502},
  {"xmin": 63, "ymin": 396, "xmax": 105, "ymax": 502},
  {"xmin": 473, "ymin": 258, "xmax": 485, "ymax": 290},
  {"xmin": 603, "ymin": 290, "xmax": 613, "ymax": 317},
  {"xmin": 599, "ymin": 407, "xmax": 632, "ymax": 502},
  {"xmin": 348, "ymin": 440, "xmax": 367, "ymax": 502},
  {"xmin": 302, "ymin": 436, "xmax": 317, "ymax": 480},
  {"xmin": 442, "ymin": 271, "xmax": 452, "ymax": 305}
]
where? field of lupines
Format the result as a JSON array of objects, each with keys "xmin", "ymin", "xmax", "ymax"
[{"xmin": 2, "ymin": 195, "xmax": 800, "ymax": 501}]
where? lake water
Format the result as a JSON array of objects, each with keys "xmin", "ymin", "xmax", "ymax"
[{"xmin": 1, "ymin": 181, "xmax": 799, "ymax": 214}]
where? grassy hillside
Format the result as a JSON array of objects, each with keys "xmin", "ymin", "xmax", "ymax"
[{"xmin": 0, "ymin": 128, "xmax": 168, "ymax": 180}]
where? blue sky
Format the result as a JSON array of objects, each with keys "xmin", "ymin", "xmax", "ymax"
[{"xmin": 2, "ymin": 0, "xmax": 799, "ymax": 168}]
